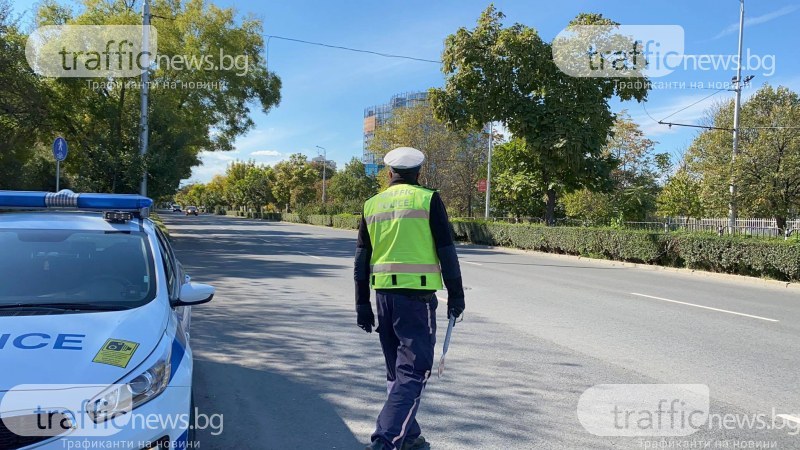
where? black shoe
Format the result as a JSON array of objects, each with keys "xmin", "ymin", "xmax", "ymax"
[
  {"xmin": 402, "ymin": 436, "xmax": 430, "ymax": 450},
  {"xmin": 365, "ymin": 440, "xmax": 387, "ymax": 450}
]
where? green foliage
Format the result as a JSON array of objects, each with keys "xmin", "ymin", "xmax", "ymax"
[
  {"xmin": 327, "ymin": 158, "xmax": 379, "ymax": 213},
  {"xmin": 430, "ymin": 6, "xmax": 650, "ymax": 223},
  {"xmin": 669, "ymin": 234, "xmax": 800, "ymax": 281},
  {"xmin": 332, "ymin": 214, "xmax": 361, "ymax": 229},
  {"xmin": 272, "ymin": 154, "xmax": 318, "ymax": 212},
  {"xmin": 562, "ymin": 189, "xmax": 613, "ymax": 224},
  {"xmin": 657, "ymin": 168, "xmax": 704, "ymax": 220},
  {"xmin": 281, "ymin": 213, "xmax": 303, "ymax": 224},
  {"xmin": 451, "ymin": 220, "xmax": 664, "ymax": 263},
  {"xmin": 368, "ymin": 103, "xmax": 489, "ymax": 216},
  {"xmin": 490, "ymin": 139, "xmax": 544, "ymax": 218},
  {"xmin": 0, "ymin": 0, "xmax": 281, "ymax": 198},
  {"xmin": 687, "ymin": 84, "xmax": 800, "ymax": 229},
  {"xmin": 451, "ymin": 220, "xmax": 800, "ymax": 281},
  {"xmin": 306, "ymin": 215, "xmax": 333, "ymax": 227}
]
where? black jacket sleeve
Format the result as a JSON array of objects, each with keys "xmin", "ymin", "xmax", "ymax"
[
  {"xmin": 354, "ymin": 216, "xmax": 372, "ymax": 305},
  {"xmin": 429, "ymin": 192, "xmax": 465, "ymax": 301}
]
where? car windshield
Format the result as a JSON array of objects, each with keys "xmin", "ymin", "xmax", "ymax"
[{"xmin": 0, "ymin": 229, "xmax": 156, "ymax": 309}]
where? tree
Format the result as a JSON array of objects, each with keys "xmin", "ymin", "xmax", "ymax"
[
  {"xmin": 272, "ymin": 153, "xmax": 318, "ymax": 212},
  {"xmin": 368, "ymin": 103, "xmax": 489, "ymax": 216},
  {"xmin": 490, "ymin": 139, "xmax": 544, "ymax": 219},
  {"xmin": 218, "ymin": 160, "xmax": 274, "ymax": 210},
  {"xmin": 657, "ymin": 167, "xmax": 704, "ymax": 222},
  {"xmin": 0, "ymin": 0, "xmax": 54, "ymax": 189},
  {"xmin": 17, "ymin": 0, "xmax": 282, "ymax": 198},
  {"xmin": 687, "ymin": 85, "xmax": 800, "ymax": 230},
  {"xmin": 327, "ymin": 158, "xmax": 379, "ymax": 213},
  {"xmin": 430, "ymin": 6, "xmax": 649, "ymax": 224},
  {"xmin": 563, "ymin": 113, "xmax": 669, "ymax": 223}
]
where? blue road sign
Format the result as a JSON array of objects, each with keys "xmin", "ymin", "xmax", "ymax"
[{"xmin": 53, "ymin": 137, "xmax": 68, "ymax": 162}]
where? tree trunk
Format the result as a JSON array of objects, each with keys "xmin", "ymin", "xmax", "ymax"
[
  {"xmin": 545, "ymin": 188, "xmax": 556, "ymax": 226},
  {"xmin": 776, "ymin": 216, "xmax": 787, "ymax": 234}
]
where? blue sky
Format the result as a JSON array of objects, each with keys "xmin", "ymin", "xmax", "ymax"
[{"xmin": 11, "ymin": 0, "xmax": 800, "ymax": 183}]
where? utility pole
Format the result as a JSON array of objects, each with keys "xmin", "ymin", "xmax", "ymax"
[
  {"xmin": 729, "ymin": 0, "xmax": 745, "ymax": 233},
  {"xmin": 484, "ymin": 122, "xmax": 493, "ymax": 219},
  {"xmin": 316, "ymin": 145, "xmax": 327, "ymax": 203},
  {"xmin": 139, "ymin": 0, "xmax": 151, "ymax": 197}
]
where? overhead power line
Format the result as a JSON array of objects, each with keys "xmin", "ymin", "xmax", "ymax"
[{"xmin": 265, "ymin": 35, "xmax": 442, "ymax": 65}]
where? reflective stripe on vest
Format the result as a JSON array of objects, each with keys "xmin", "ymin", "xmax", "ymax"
[
  {"xmin": 371, "ymin": 263, "xmax": 441, "ymax": 274},
  {"xmin": 364, "ymin": 209, "xmax": 429, "ymax": 225},
  {"xmin": 364, "ymin": 184, "xmax": 443, "ymax": 290}
]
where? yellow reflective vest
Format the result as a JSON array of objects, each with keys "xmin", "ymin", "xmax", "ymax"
[{"xmin": 363, "ymin": 184, "xmax": 443, "ymax": 290}]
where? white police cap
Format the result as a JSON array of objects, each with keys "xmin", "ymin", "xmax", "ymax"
[{"xmin": 384, "ymin": 147, "xmax": 425, "ymax": 170}]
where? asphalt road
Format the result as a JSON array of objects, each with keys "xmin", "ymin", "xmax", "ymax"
[{"xmin": 160, "ymin": 212, "xmax": 800, "ymax": 449}]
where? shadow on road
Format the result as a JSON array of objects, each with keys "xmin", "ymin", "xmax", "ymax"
[
  {"xmin": 159, "ymin": 214, "xmax": 656, "ymax": 448},
  {"xmin": 193, "ymin": 359, "xmax": 363, "ymax": 448}
]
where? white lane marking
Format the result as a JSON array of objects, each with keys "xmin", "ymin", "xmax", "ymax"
[
  {"xmin": 298, "ymin": 252, "xmax": 322, "ymax": 260},
  {"xmin": 777, "ymin": 414, "xmax": 800, "ymax": 425},
  {"xmin": 630, "ymin": 293, "xmax": 779, "ymax": 323},
  {"xmin": 461, "ymin": 260, "xmax": 483, "ymax": 266}
]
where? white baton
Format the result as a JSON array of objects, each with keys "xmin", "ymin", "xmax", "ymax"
[{"xmin": 437, "ymin": 316, "xmax": 456, "ymax": 378}]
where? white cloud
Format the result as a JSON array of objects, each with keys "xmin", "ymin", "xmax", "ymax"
[
  {"xmin": 714, "ymin": 5, "xmax": 800, "ymax": 39},
  {"xmin": 250, "ymin": 150, "xmax": 281, "ymax": 157}
]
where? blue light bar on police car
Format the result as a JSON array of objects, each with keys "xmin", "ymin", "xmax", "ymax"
[{"xmin": 0, "ymin": 190, "xmax": 153, "ymax": 213}]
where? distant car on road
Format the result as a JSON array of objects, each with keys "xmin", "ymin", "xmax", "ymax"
[
  {"xmin": 172, "ymin": 205, "xmax": 182, "ymax": 212},
  {"xmin": 0, "ymin": 190, "xmax": 214, "ymax": 448},
  {"xmin": 185, "ymin": 206, "xmax": 198, "ymax": 216}
]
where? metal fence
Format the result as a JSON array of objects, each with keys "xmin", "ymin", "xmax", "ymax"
[{"xmin": 459, "ymin": 216, "xmax": 800, "ymax": 239}]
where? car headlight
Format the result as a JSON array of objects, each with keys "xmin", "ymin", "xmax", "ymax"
[{"xmin": 88, "ymin": 343, "xmax": 172, "ymax": 423}]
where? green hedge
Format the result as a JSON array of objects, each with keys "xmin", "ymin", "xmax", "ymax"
[
  {"xmin": 281, "ymin": 213, "xmax": 303, "ymax": 223},
  {"xmin": 451, "ymin": 220, "xmax": 800, "ymax": 282},
  {"xmin": 669, "ymin": 234, "xmax": 800, "ymax": 281},
  {"xmin": 307, "ymin": 215, "xmax": 333, "ymax": 227},
  {"xmin": 452, "ymin": 220, "xmax": 664, "ymax": 263},
  {"xmin": 332, "ymin": 214, "xmax": 361, "ymax": 229}
]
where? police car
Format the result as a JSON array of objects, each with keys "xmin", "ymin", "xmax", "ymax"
[{"xmin": 0, "ymin": 190, "xmax": 213, "ymax": 449}]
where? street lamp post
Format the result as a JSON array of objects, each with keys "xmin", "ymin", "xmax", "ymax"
[
  {"xmin": 315, "ymin": 145, "xmax": 327, "ymax": 203},
  {"xmin": 139, "ymin": 0, "xmax": 151, "ymax": 197},
  {"xmin": 485, "ymin": 122, "xmax": 493, "ymax": 220},
  {"xmin": 729, "ymin": 0, "xmax": 745, "ymax": 233}
]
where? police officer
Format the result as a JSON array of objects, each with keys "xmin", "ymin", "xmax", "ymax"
[{"xmin": 354, "ymin": 147, "xmax": 465, "ymax": 450}]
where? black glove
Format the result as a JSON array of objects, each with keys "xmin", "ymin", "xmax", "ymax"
[
  {"xmin": 356, "ymin": 303, "xmax": 375, "ymax": 333},
  {"xmin": 447, "ymin": 297, "xmax": 465, "ymax": 321}
]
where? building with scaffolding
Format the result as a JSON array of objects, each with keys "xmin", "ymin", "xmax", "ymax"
[{"xmin": 362, "ymin": 91, "xmax": 428, "ymax": 176}]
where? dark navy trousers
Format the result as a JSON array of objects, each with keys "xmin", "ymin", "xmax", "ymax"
[{"xmin": 372, "ymin": 292, "xmax": 438, "ymax": 449}]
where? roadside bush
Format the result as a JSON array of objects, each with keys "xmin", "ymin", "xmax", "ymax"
[
  {"xmin": 670, "ymin": 234, "xmax": 800, "ymax": 281},
  {"xmin": 451, "ymin": 219, "xmax": 800, "ymax": 281},
  {"xmin": 215, "ymin": 206, "xmax": 226, "ymax": 215},
  {"xmin": 282, "ymin": 213, "xmax": 303, "ymax": 223},
  {"xmin": 332, "ymin": 214, "xmax": 361, "ymax": 229},
  {"xmin": 262, "ymin": 212, "xmax": 282, "ymax": 221},
  {"xmin": 307, "ymin": 215, "xmax": 333, "ymax": 227}
]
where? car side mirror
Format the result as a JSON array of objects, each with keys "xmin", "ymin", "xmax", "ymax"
[{"xmin": 175, "ymin": 281, "xmax": 214, "ymax": 306}]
